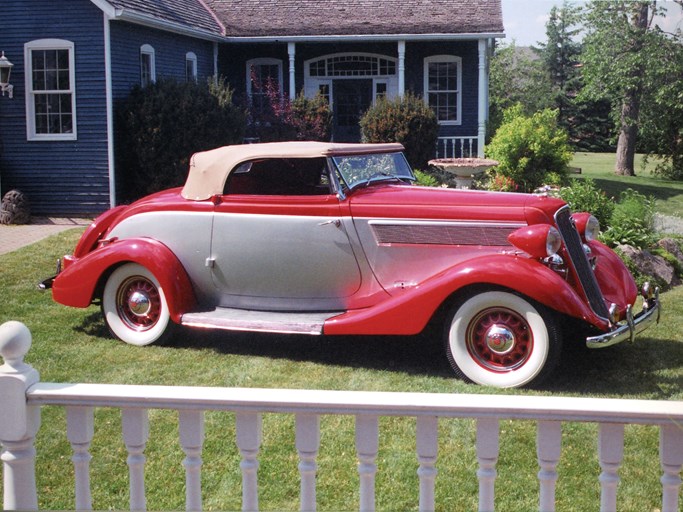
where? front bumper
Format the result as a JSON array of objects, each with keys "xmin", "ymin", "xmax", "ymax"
[{"xmin": 586, "ymin": 289, "xmax": 661, "ymax": 348}]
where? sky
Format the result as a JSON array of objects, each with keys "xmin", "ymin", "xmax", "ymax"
[{"xmin": 501, "ymin": 0, "xmax": 683, "ymax": 47}]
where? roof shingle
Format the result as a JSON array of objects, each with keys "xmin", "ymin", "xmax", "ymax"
[{"xmin": 205, "ymin": 0, "xmax": 504, "ymax": 38}]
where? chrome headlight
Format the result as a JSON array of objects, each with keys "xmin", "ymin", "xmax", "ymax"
[
  {"xmin": 572, "ymin": 212, "xmax": 600, "ymax": 241},
  {"xmin": 584, "ymin": 215, "xmax": 600, "ymax": 241},
  {"xmin": 508, "ymin": 224, "xmax": 562, "ymax": 258}
]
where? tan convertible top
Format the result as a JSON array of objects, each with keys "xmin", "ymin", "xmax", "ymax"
[{"xmin": 181, "ymin": 141, "xmax": 405, "ymax": 200}]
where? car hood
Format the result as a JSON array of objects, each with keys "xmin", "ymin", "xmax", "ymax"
[{"xmin": 347, "ymin": 185, "xmax": 566, "ymax": 225}]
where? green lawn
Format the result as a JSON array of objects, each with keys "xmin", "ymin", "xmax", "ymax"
[
  {"xmin": 571, "ymin": 152, "xmax": 683, "ymax": 218},
  {"xmin": 0, "ymin": 228, "xmax": 681, "ymax": 511}
]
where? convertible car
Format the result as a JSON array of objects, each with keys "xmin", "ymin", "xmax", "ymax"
[{"xmin": 43, "ymin": 141, "xmax": 660, "ymax": 388}]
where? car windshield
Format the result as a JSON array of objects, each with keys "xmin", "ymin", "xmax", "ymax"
[{"xmin": 331, "ymin": 152, "xmax": 415, "ymax": 190}]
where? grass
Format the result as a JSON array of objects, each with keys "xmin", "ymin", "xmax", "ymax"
[
  {"xmin": 571, "ymin": 152, "xmax": 683, "ymax": 218},
  {"xmin": 1, "ymin": 158, "xmax": 682, "ymax": 510},
  {"xmin": 0, "ymin": 228, "xmax": 681, "ymax": 511}
]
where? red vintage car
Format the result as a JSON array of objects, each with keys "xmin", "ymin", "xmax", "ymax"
[{"xmin": 43, "ymin": 142, "xmax": 660, "ymax": 388}]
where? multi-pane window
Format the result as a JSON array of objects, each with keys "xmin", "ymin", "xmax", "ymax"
[
  {"xmin": 140, "ymin": 44, "xmax": 156, "ymax": 87},
  {"xmin": 186, "ymin": 52, "xmax": 197, "ymax": 82},
  {"xmin": 308, "ymin": 54, "xmax": 396, "ymax": 78},
  {"xmin": 424, "ymin": 56, "xmax": 461, "ymax": 125},
  {"xmin": 25, "ymin": 39, "xmax": 76, "ymax": 140},
  {"xmin": 247, "ymin": 59, "xmax": 283, "ymax": 117}
]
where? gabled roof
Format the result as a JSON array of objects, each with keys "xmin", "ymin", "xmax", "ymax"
[
  {"xmin": 93, "ymin": 0, "xmax": 503, "ymax": 41},
  {"xmin": 206, "ymin": 0, "xmax": 504, "ymax": 39},
  {"xmin": 93, "ymin": 0, "xmax": 226, "ymax": 38}
]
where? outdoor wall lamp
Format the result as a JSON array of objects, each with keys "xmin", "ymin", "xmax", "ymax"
[{"xmin": 0, "ymin": 51, "xmax": 14, "ymax": 99}]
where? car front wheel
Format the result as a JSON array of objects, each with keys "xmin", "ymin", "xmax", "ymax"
[
  {"xmin": 445, "ymin": 290, "xmax": 561, "ymax": 388},
  {"xmin": 102, "ymin": 263, "xmax": 175, "ymax": 346}
]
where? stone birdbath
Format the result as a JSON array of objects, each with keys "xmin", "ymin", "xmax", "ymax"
[{"xmin": 428, "ymin": 158, "xmax": 499, "ymax": 189}]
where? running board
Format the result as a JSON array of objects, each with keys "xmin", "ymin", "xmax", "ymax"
[{"xmin": 181, "ymin": 308, "xmax": 344, "ymax": 335}]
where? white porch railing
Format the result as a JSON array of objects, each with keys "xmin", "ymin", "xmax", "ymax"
[
  {"xmin": 436, "ymin": 136, "xmax": 478, "ymax": 159},
  {"xmin": 1, "ymin": 321, "xmax": 682, "ymax": 512}
]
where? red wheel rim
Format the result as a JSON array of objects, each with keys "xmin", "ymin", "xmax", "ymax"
[
  {"xmin": 115, "ymin": 276, "xmax": 162, "ymax": 332},
  {"xmin": 466, "ymin": 307, "xmax": 533, "ymax": 372}
]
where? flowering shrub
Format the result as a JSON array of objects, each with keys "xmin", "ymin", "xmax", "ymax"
[
  {"xmin": 248, "ymin": 74, "xmax": 331, "ymax": 142},
  {"xmin": 487, "ymin": 173, "xmax": 519, "ymax": 192}
]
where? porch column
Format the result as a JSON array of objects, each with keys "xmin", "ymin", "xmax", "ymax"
[
  {"xmin": 288, "ymin": 42, "xmax": 296, "ymax": 100},
  {"xmin": 477, "ymin": 38, "xmax": 487, "ymax": 158},
  {"xmin": 398, "ymin": 41, "xmax": 406, "ymax": 97}
]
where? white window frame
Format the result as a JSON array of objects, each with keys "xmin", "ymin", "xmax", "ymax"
[
  {"xmin": 423, "ymin": 55, "xmax": 462, "ymax": 126},
  {"xmin": 185, "ymin": 52, "xmax": 197, "ymax": 82},
  {"xmin": 140, "ymin": 44, "xmax": 156, "ymax": 87},
  {"xmin": 246, "ymin": 58, "xmax": 283, "ymax": 97},
  {"xmin": 24, "ymin": 39, "xmax": 77, "ymax": 141}
]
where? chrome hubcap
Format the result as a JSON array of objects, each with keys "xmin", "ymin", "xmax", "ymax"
[
  {"xmin": 127, "ymin": 291, "xmax": 151, "ymax": 317},
  {"xmin": 485, "ymin": 324, "xmax": 515, "ymax": 355}
]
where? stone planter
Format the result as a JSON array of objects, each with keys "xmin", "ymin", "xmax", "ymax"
[{"xmin": 428, "ymin": 158, "xmax": 499, "ymax": 189}]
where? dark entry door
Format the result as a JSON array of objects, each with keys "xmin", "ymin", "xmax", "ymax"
[{"xmin": 333, "ymin": 79, "xmax": 373, "ymax": 142}]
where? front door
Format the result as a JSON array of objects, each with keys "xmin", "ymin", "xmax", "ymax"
[{"xmin": 333, "ymin": 79, "xmax": 373, "ymax": 142}]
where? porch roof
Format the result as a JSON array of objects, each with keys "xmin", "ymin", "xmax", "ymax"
[{"xmin": 207, "ymin": 0, "xmax": 503, "ymax": 39}]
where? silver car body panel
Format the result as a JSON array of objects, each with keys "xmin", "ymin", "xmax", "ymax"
[{"xmin": 210, "ymin": 210, "xmax": 363, "ymax": 309}]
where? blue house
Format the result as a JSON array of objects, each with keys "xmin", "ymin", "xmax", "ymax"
[{"xmin": 0, "ymin": 0, "xmax": 503, "ymax": 216}]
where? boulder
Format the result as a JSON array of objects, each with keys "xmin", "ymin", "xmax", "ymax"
[{"xmin": 617, "ymin": 244, "xmax": 681, "ymax": 290}]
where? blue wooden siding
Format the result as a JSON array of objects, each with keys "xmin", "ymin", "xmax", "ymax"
[
  {"xmin": 109, "ymin": 22, "xmax": 215, "ymax": 100},
  {"xmin": 0, "ymin": 0, "xmax": 110, "ymax": 216}
]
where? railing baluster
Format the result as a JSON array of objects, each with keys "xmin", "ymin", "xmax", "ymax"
[
  {"xmin": 476, "ymin": 418, "xmax": 499, "ymax": 512},
  {"xmin": 179, "ymin": 410, "xmax": 204, "ymax": 512},
  {"xmin": 660, "ymin": 423, "xmax": 683, "ymax": 512},
  {"xmin": 296, "ymin": 413, "xmax": 320, "ymax": 512},
  {"xmin": 356, "ymin": 414, "xmax": 379, "ymax": 512},
  {"xmin": 67, "ymin": 406, "xmax": 94, "ymax": 511},
  {"xmin": 537, "ymin": 420, "xmax": 561, "ymax": 512},
  {"xmin": 236, "ymin": 412, "xmax": 262, "ymax": 512},
  {"xmin": 416, "ymin": 416, "xmax": 438, "ymax": 512},
  {"xmin": 122, "ymin": 408, "xmax": 150, "ymax": 512},
  {"xmin": 598, "ymin": 423, "xmax": 624, "ymax": 512}
]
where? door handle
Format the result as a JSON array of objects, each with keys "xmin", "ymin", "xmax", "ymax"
[{"xmin": 318, "ymin": 219, "xmax": 341, "ymax": 227}]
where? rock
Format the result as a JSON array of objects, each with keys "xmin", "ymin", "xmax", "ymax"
[
  {"xmin": 617, "ymin": 244, "xmax": 681, "ymax": 290},
  {"xmin": 0, "ymin": 190, "xmax": 31, "ymax": 225},
  {"xmin": 656, "ymin": 238, "xmax": 683, "ymax": 264}
]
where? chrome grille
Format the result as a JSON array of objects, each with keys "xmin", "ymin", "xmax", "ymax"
[
  {"xmin": 554, "ymin": 207, "xmax": 609, "ymax": 318},
  {"xmin": 371, "ymin": 222, "xmax": 517, "ymax": 246}
]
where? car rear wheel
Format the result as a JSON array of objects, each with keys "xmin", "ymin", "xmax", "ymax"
[
  {"xmin": 445, "ymin": 290, "xmax": 561, "ymax": 388},
  {"xmin": 102, "ymin": 263, "xmax": 175, "ymax": 346}
]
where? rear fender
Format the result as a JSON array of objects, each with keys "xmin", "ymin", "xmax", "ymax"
[
  {"xmin": 52, "ymin": 238, "xmax": 196, "ymax": 323},
  {"xmin": 324, "ymin": 254, "xmax": 605, "ymax": 335},
  {"xmin": 73, "ymin": 205, "xmax": 128, "ymax": 257}
]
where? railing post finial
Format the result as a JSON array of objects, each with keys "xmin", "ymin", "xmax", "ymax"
[{"xmin": 0, "ymin": 321, "xmax": 33, "ymax": 372}]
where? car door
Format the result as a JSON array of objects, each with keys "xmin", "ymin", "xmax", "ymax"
[{"xmin": 210, "ymin": 158, "xmax": 363, "ymax": 310}]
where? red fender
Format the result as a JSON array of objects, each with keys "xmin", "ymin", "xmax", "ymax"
[
  {"xmin": 52, "ymin": 238, "xmax": 197, "ymax": 323},
  {"xmin": 324, "ymin": 254, "xmax": 608, "ymax": 335}
]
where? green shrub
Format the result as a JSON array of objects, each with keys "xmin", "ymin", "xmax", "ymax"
[
  {"xmin": 116, "ymin": 78, "xmax": 246, "ymax": 201},
  {"xmin": 485, "ymin": 105, "xmax": 572, "ymax": 192},
  {"xmin": 559, "ymin": 178, "xmax": 615, "ymax": 228},
  {"xmin": 413, "ymin": 170, "xmax": 442, "ymax": 187},
  {"xmin": 601, "ymin": 189, "xmax": 656, "ymax": 249},
  {"xmin": 360, "ymin": 93, "xmax": 439, "ymax": 170},
  {"xmin": 290, "ymin": 93, "xmax": 333, "ymax": 141}
]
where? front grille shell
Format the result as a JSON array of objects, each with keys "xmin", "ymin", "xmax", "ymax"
[{"xmin": 554, "ymin": 206, "xmax": 609, "ymax": 319}]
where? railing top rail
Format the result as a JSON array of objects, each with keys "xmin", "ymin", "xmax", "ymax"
[{"xmin": 28, "ymin": 382, "xmax": 683, "ymax": 425}]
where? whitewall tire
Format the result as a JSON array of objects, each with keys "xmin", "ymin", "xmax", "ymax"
[
  {"xmin": 445, "ymin": 291, "xmax": 561, "ymax": 388},
  {"xmin": 102, "ymin": 263, "xmax": 174, "ymax": 346}
]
